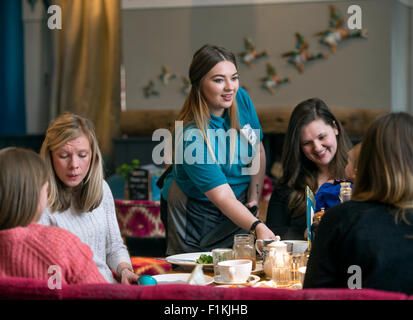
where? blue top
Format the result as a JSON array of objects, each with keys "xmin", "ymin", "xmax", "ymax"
[
  {"xmin": 161, "ymin": 88, "xmax": 263, "ymax": 201},
  {"xmin": 315, "ymin": 180, "xmax": 354, "ymax": 212}
]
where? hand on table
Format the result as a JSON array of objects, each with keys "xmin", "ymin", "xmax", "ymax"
[{"xmin": 120, "ymin": 268, "xmax": 139, "ymax": 285}]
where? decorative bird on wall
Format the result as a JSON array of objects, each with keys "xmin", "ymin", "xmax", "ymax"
[
  {"xmin": 159, "ymin": 65, "xmax": 176, "ymax": 85},
  {"xmin": 143, "ymin": 80, "xmax": 159, "ymax": 98},
  {"xmin": 181, "ymin": 76, "xmax": 191, "ymax": 96},
  {"xmin": 261, "ymin": 63, "xmax": 289, "ymax": 94},
  {"xmin": 316, "ymin": 5, "xmax": 368, "ymax": 53},
  {"xmin": 239, "ymin": 37, "xmax": 269, "ymax": 68},
  {"xmin": 282, "ymin": 33, "xmax": 327, "ymax": 73}
]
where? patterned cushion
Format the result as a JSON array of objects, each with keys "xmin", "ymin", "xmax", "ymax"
[
  {"xmin": 131, "ymin": 257, "xmax": 172, "ymax": 276},
  {"xmin": 115, "ymin": 177, "xmax": 272, "ymax": 238},
  {"xmin": 115, "ymin": 200, "xmax": 165, "ymax": 238}
]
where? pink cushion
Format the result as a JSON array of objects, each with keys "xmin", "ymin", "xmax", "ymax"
[{"xmin": 115, "ymin": 199, "xmax": 165, "ymax": 238}]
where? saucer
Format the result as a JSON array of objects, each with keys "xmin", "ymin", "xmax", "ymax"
[{"xmin": 214, "ymin": 274, "xmax": 260, "ymax": 286}]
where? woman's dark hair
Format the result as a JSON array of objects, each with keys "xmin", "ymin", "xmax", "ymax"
[{"xmin": 280, "ymin": 98, "xmax": 352, "ymax": 217}]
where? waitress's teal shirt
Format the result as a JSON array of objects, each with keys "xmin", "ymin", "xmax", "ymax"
[{"xmin": 161, "ymin": 88, "xmax": 263, "ymax": 201}]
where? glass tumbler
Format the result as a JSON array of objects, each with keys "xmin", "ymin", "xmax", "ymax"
[
  {"xmin": 212, "ymin": 248, "xmax": 233, "ymax": 279},
  {"xmin": 271, "ymin": 252, "xmax": 292, "ymax": 287}
]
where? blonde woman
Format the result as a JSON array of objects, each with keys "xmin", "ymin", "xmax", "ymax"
[
  {"xmin": 39, "ymin": 113, "xmax": 137, "ymax": 284},
  {"xmin": 304, "ymin": 112, "xmax": 413, "ymax": 294},
  {"xmin": 0, "ymin": 147, "xmax": 106, "ymax": 284},
  {"xmin": 160, "ymin": 44, "xmax": 276, "ymax": 255}
]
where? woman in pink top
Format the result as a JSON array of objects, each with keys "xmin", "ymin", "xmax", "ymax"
[{"xmin": 0, "ymin": 147, "xmax": 106, "ymax": 285}]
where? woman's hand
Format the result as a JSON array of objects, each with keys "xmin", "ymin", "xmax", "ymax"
[
  {"xmin": 117, "ymin": 263, "xmax": 139, "ymax": 285},
  {"xmin": 120, "ymin": 268, "xmax": 139, "ymax": 285},
  {"xmin": 255, "ymin": 222, "xmax": 277, "ymax": 240}
]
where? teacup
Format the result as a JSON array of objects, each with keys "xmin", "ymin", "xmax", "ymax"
[{"xmin": 217, "ymin": 259, "xmax": 252, "ymax": 283}]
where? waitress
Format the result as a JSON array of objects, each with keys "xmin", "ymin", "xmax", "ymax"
[{"xmin": 160, "ymin": 44, "xmax": 276, "ymax": 255}]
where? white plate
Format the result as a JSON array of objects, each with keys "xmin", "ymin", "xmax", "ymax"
[
  {"xmin": 153, "ymin": 273, "xmax": 214, "ymax": 285},
  {"xmin": 214, "ymin": 274, "xmax": 260, "ymax": 286},
  {"xmin": 166, "ymin": 252, "xmax": 213, "ymax": 268}
]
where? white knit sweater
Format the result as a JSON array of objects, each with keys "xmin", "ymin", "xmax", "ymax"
[{"xmin": 38, "ymin": 180, "xmax": 131, "ymax": 283}]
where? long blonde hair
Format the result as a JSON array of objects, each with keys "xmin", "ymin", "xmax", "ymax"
[
  {"xmin": 352, "ymin": 112, "xmax": 413, "ymax": 224},
  {"xmin": 0, "ymin": 147, "xmax": 48, "ymax": 230},
  {"xmin": 40, "ymin": 112, "xmax": 103, "ymax": 213},
  {"xmin": 173, "ymin": 44, "xmax": 241, "ymax": 165}
]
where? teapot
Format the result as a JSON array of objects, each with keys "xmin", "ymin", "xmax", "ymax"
[{"xmin": 262, "ymin": 241, "xmax": 288, "ymax": 278}]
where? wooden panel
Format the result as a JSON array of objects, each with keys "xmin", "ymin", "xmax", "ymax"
[{"xmin": 120, "ymin": 110, "xmax": 180, "ymax": 136}]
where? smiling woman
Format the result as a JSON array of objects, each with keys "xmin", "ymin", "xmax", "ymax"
[
  {"xmin": 201, "ymin": 61, "xmax": 239, "ymax": 117},
  {"xmin": 266, "ymin": 98, "xmax": 352, "ymax": 240},
  {"xmin": 159, "ymin": 44, "xmax": 276, "ymax": 255}
]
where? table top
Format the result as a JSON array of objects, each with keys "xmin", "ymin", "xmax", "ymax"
[{"xmin": 168, "ymin": 260, "xmax": 302, "ymax": 289}]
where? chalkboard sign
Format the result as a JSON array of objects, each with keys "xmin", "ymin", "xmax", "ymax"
[{"xmin": 128, "ymin": 168, "xmax": 151, "ymax": 200}]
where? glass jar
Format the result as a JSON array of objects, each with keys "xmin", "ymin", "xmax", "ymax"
[
  {"xmin": 339, "ymin": 182, "xmax": 352, "ymax": 203},
  {"xmin": 233, "ymin": 234, "xmax": 256, "ymax": 270}
]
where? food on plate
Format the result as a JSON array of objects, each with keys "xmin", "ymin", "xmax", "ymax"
[{"xmin": 196, "ymin": 254, "xmax": 213, "ymax": 264}]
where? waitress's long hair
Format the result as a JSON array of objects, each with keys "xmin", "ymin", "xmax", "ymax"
[
  {"xmin": 280, "ymin": 98, "xmax": 352, "ymax": 217},
  {"xmin": 173, "ymin": 44, "xmax": 241, "ymax": 165},
  {"xmin": 352, "ymin": 112, "xmax": 413, "ymax": 224}
]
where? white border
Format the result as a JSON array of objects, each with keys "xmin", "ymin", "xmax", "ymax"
[{"xmin": 122, "ymin": 0, "xmax": 341, "ymax": 10}]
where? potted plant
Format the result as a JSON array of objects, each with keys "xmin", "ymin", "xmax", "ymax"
[{"xmin": 116, "ymin": 159, "xmax": 140, "ymax": 199}]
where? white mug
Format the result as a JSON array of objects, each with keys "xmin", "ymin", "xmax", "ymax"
[{"xmin": 217, "ymin": 259, "xmax": 252, "ymax": 283}]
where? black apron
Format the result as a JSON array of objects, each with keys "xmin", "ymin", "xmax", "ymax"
[{"xmin": 165, "ymin": 179, "xmax": 248, "ymax": 255}]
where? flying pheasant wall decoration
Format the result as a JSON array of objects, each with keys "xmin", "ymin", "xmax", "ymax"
[
  {"xmin": 239, "ymin": 37, "xmax": 269, "ymax": 68},
  {"xmin": 282, "ymin": 33, "xmax": 328, "ymax": 73},
  {"xmin": 316, "ymin": 5, "xmax": 368, "ymax": 53}
]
